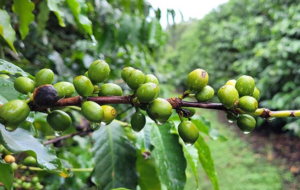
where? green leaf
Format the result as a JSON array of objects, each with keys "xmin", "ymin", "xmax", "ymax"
[
  {"xmin": 136, "ymin": 150, "xmax": 161, "ymax": 190},
  {"xmin": 0, "ymin": 126, "xmax": 69, "ymax": 177},
  {"xmin": 0, "ymin": 9, "xmax": 16, "ymax": 52},
  {"xmin": 37, "ymin": 0, "xmax": 50, "ymax": 34},
  {"xmin": 150, "ymin": 122, "xmax": 186, "ymax": 190},
  {"xmin": 91, "ymin": 122, "xmax": 138, "ymax": 190},
  {"xmin": 47, "ymin": 0, "xmax": 66, "ymax": 27},
  {"xmin": 194, "ymin": 134, "xmax": 219, "ymax": 190},
  {"xmin": 66, "ymin": 0, "xmax": 92, "ymax": 35},
  {"xmin": 0, "ymin": 161, "xmax": 13, "ymax": 190},
  {"xmin": 0, "ymin": 59, "xmax": 34, "ymax": 79},
  {"xmin": 0, "ymin": 77, "xmax": 21, "ymax": 103},
  {"xmin": 12, "ymin": 0, "xmax": 35, "ymax": 40},
  {"xmin": 182, "ymin": 142, "xmax": 199, "ymax": 188}
]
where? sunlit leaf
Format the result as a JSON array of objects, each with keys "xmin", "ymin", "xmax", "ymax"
[{"xmin": 0, "ymin": 9, "xmax": 16, "ymax": 52}]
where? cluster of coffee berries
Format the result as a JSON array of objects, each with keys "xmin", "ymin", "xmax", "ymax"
[
  {"xmin": 13, "ymin": 175, "xmax": 43, "ymax": 190},
  {"xmin": 218, "ymin": 75, "xmax": 260, "ymax": 134}
]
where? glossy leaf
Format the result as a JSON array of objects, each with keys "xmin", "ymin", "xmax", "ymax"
[
  {"xmin": 91, "ymin": 122, "xmax": 138, "ymax": 190},
  {"xmin": 0, "ymin": 59, "xmax": 34, "ymax": 79},
  {"xmin": 150, "ymin": 122, "xmax": 186, "ymax": 190},
  {"xmin": 0, "ymin": 161, "xmax": 13, "ymax": 190},
  {"xmin": 12, "ymin": 0, "xmax": 35, "ymax": 40},
  {"xmin": 47, "ymin": 0, "xmax": 66, "ymax": 27},
  {"xmin": 0, "ymin": 125, "xmax": 69, "ymax": 176},
  {"xmin": 0, "ymin": 77, "xmax": 21, "ymax": 103},
  {"xmin": 37, "ymin": 0, "xmax": 50, "ymax": 34},
  {"xmin": 0, "ymin": 9, "xmax": 16, "ymax": 52}
]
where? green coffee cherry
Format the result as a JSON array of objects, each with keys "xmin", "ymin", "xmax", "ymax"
[
  {"xmin": 121, "ymin": 67, "xmax": 134, "ymax": 81},
  {"xmin": 35, "ymin": 68, "xmax": 54, "ymax": 87},
  {"xmin": 217, "ymin": 85, "xmax": 239, "ymax": 109},
  {"xmin": 11, "ymin": 162, "xmax": 18, "ymax": 170},
  {"xmin": 252, "ymin": 87, "xmax": 260, "ymax": 100},
  {"xmin": 81, "ymin": 101, "xmax": 104, "ymax": 122},
  {"xmin": 136, "ymin": 82, "xmax": 159, "ymax": 103},
  {"xmin": 0, "ymin": 100, "xmax": 30, "ymax": 131},
  {"xmin": 31, "ymin": 176, "xmax": 39, "ymax": 183},
  {"xmin": 235, "ymin": 75, "xmax": 255, "ymax": 96},
  {"xmin": 182, "ymin": 107, "xmax": 196, "ymax": 118},
  {"xmin": 4, "ymin": 155, "xmax": 15, "ymax": 163},
  {"xmin": 84, "ymin": 71, "xmax": 89, "ymax": 78},
  {"xmin": 144, "ymin": 74, "xmax": 159, "ymax": 85},
  {"xmin": 73, "ymin": 75, "xmax": 94, "ymax": 97},
  {"xmin": 236, "ymin": 114, "xmax": 256, "ymax": 134},
  {"xmin": 33, "ymin": 85, "xmax": 59, "ymax": 107},
  {"xmin": 131, "ymin": 111, "xmax": 146, "ymax": 132},
  {"xmin": 101, "ymin": 105, "xmax": 117, "ymax": 125},
  {"xmin": 187, "ymin": 69, "xmax": 209, "ymax": 91},
  {"xmin": 53, "ymin": 82, "xmax": 75, "ymax": 98},
  {"xmin": 178, "ymin": 121, "xmax": 199, "ymax": 145},
  {"xmin": 47, "ymin": 110, "xmax": 72, "ymax": 131},
  {"xmin": 14, "ymin": 77, "xmax": 35, "ymax": 94},
  {"xmin": 225, "ymin": 79, "xmax": 236, "ymax": 87},
  {"xmin": 147, "ymin": 98, "xmax": 173, "ymax": 124},
  {"xmin": 195, "ymin": 85, "xmax": 214, "ymax": 102},
  {"xmin": 88, "ymin": 60, "xmax": 110, "ymax": 83},
  {"xmin": 99, "ymin": 83, "xmax": 123, "ymax": 96},
  {"xmin": 238, "ymin": 96, "xmax": 258, "ymax": 113},
  {"xmin": 23, "ymin": 156, "xmax": 37, "ymax": 166},
  {"xmin": 126, "ymin": 69, "xmax": 145, "ymax": 90}
]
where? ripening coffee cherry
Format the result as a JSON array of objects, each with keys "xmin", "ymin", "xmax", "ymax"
[
  {"xmin": 14, "ymin": 77, "xmax": 35, "ymax": 94},
  {"xmin": 98, "ymin": 83, "xmax": 123, "ymax": 96},
  {"xmin": 81, "ymin": 101, "xmax": 104, "ymax": 122},
  {"xmin": 101, "ymin": 105, "xmax": 117, "ymax": 125},
  {"xmin": 47, "ymin": 110, "xmax": 72, "ymax": 131},
  {"xmin": 53, "ymin": 82, "xmax": 75, "ymax": 98},
  {"xmin": 217, "ymin": 85, "xmax": 239, "ymax": 109},
  {"xmin": 182, "ymin": 107, "xmax": 196, "ymax": 118},
  {"xmin": 144, "ymin": 74, "xmax": 159, "ymax": 85},
  {"xmin": 35, "ymin": 68, "xmax": 54, "ymax": 87},
  {"xmin": 225, "ymin": 79, "xmax": 236, "ymax": 87},
  {"xmin": 23, "ymin": 156, "xmax": 37, "ymax": 166},
  {"xmin": 147, "ymin": 98, "xmax": 173, "ymax": 124},
  {"xmin": 73, "ymin": 75, "xmax": 94, "ymax": 97},
  {"xmin": 0, "ymin": 100, "xmax": 30, "ymax": 130},
  {"xmin": 126, "ymin": 69, "xmax": 145, "ymax": 90},
  {"xmin": 236, "ymin": 114, "xmax": 256, "ymax": 134},
  {"xmin": 252, "ymin": 87, "xmax": 260, "ymax": 100},
  {"xmin": 178, "ymin": 121, "xmax": 199, "ymax": 145},
  {"xmin": 195, "ymin": 85, "xmax": 214, "ymax": 102},
  {"xmin": 187, "ymin": 69, "xmax": 209, "ymax": 91},
  {"xmin": 121, "ymin": 67, "xmax": 134, "ymax": 81},
  {"xmin": 238, "ymin": 96, "xmax": 258, "ymax": 113},
  {"xmin": 88, "ymin": 60, "xmax": 110, "ymax": 83},
  {"xmin": 33, "ymin": 85, "xmax": 59, "ymax": 107},
  {"xmin": 136, "ymin": 82, "xmax": 159, "ymax": 103},
  {"xmin": 131, "ymin": 111, "xmax": 146, "ymax": 132},
  {"xmin": 235, "ymin": 75, "xmax": 255, "ymax": 96},
  {"xmin": 4, "ymin": 155, "xmax": 15, "ymax": 163}
]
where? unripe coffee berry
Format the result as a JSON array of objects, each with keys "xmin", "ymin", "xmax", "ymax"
[
  {"xmin": 195, "ymin": 85, "xmax": 214, "ymax": 102},
  {"xmin": 182, "ymin": 107, "xmax": 196, "ymax": 118},
  {"xmin": 121, "ymin": 67, "xmax": 134, "ymax": 81},
  {"xmin": 187, "ymin": 69, "xmax": 209, "ymax": 91},
  {"xmin": 33, "ymin": 85, "xmax": 59, "ymax": 107},
  {"xmin": 47, "ymin": 110, "xmax": 72, "ymax": 132},
  {"xmin": 238, "ymin": 96, "xmax": 258, "ymax": 113},
  {"xmin": 131, "ymin": 111, "xmax": 146, "ymax": 132},
  {"xmin": 136, "ymin": 82, "xmax": 159, "ymax": 103},
  {"xmin": 126, "ymin": 69, "xmax": 145, "ymax": 90},
  {"xmin": 53, "ymin": 82, "xmax": 75, "ymax": 98},
  {"xmin": 144, "ymin": 74, "xmax": 159, "ymax": 85},
  {"xmin": 252, "ymin": 87, "xmax": 260, "ymax": 100},
  {"xmin": 217, "ymin": 85, "xmax": 239, "ymax": 109},
  {"xmin": 14, "ymin": 77, "xmax": 35, "ymax": 94},
  {"xmin": 35, "ymin": 68, "xmax": 54, "ymax": 87},
  {"xmin": 236, "ymin": 114, "xmax": 256, "ymax": 134},
  {"xmin": 73, "ymin": 75, "xmax": 94, "ymax": 97},
  {"xmin": 225, "ymin": 79, "xmax": 236, "ymax": 87},
  {"xmin": 178, "ymin": 121, "xmax": 199, "ymax": 145},
  {"xmin": 101, "ymin": 105, "xmax": 117, "ymax": 125},
  {"xmin": 4, "ymin": 155, "xmax": 15, "ymax": 163},
  {"xmin": 23, "ymin": 156, "xmax": 37, "ymax": 166},
  {"xmin": 99, "ymin": 83, "xmax": 123, "ymax": 96},
  {"xmin": 235, "ymin": 75, "xmax": 255, "ymax": 96},
  {"xmin": 88, "ymin": 60, "xmax": 110, "ymax": 83},
  {"xmin": 0, "ymin": 100, "xmax": 30, "ymax": 130},
  {"xmin": 81, "ymin": 101, "xmax": 104, "ymax": 123},
  {"xmin": 147, "ymin": 98, "xmax": 173, "ymax": 124}
]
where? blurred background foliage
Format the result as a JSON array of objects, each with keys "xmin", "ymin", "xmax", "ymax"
[{"xmin": 164, "ymin": 0, "xmax": 300, "ymax": 135}]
